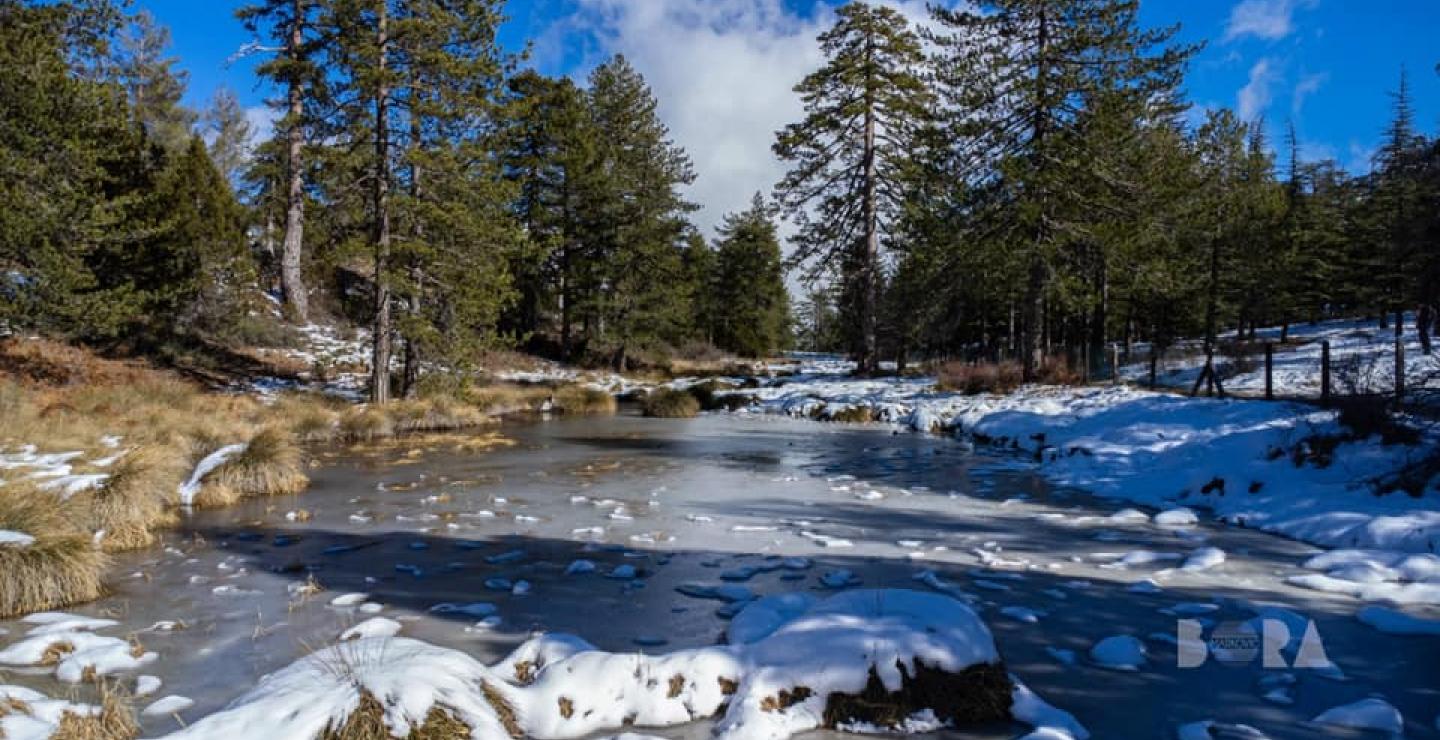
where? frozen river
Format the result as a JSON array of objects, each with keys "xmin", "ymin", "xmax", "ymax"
[{"xmin": 3, "ymin": 411, "xmax": 1436, "ymax": 738}]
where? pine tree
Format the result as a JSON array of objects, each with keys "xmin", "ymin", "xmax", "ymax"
[
  {"xmin": 711, "ymin": 194, "xmax": 790, "ymax": 358},
  {"xmin": 929, "ymin": 0, "xmax": 1196, "ymax": 379},
  {"xmin": 117, "ymin": 10, "xmax": 195, "ymax": 153},
  {"xmin": 204, "ymin": 88, "xmax": 256, "ymax": 186},
  {"xmin": 237, "ymin": 0, "xmax": 327, "ymax": 322},
  {"xmin": 774, "ymin": 2, "xmax": 931, "ymax": 374},
  {"xmin": 1369, "ymin": 67, "xmax": 1426, "ymax": 332},
  {"xmin": 0, "ymin": 0, "xmax": 148, "ymax": 336},
  {"xmin": 585, "ymin": 55, "xmax": 697, "ymax": 370},
  {"xmin": 501, "ymin": 71, "xmax": 603, "ymax": 354}
]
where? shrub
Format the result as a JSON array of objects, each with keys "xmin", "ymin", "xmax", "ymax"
[
  {"xmin": 320, "ymin": 692, "xmax": 474, "ymax": 740},
  {"xmin": 936, "ymin": 361, "xmax": 1023, "ymax": 395},
  {"xmin": 339, "ymin": 408, "xmax": 395, "ymax": 443},
  {"xmin": 553, "ymin": 386, "xmax": 617, "ymax": 415},
  {"xmin": 642, "ymin": 388, "xmax": 700, "ymax": 418},
  {"xmin": 828, "ymin": 405, "xmax": 876, "ymax": 423}
]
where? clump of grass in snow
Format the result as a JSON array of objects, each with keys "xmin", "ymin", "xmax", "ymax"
[
  {"xmin": 67, "ymin": 446, "xmax": 181, "ymax": 552},
  {"xmin": 463, "ymin": 384, "xmax": 551, "ymax": 415},
  {"xmin": 319, "ymin": 692, "xmax": 474, "ymax": 740},
  {"xmin": 51, "ymin": 681, "xmax": 139, "ymax": 740},
  {"xmin": 552, "ymin": 386, "xmax": 617, "ymax": 415},
  {"xmin": 207, "ymin": 428, "xmax": 309, "ymax": 500},
  {"xmin": 388, "ymin": 397, "xmax": 489, "ymax": 434},
  {"xmin": 0, "ymin": 488, "xmax": 106, "ymax": 619},
  {"xmin": 49, "ymin": 688, "xmax": 138, "ymax": 739},
  {"xmin": 642, "ymin": 388, "xmax": 700, "ymax": 418}
]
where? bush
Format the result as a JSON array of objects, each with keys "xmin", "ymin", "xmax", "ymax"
[
  {"xmin": 936, "ymin": 361, "xmax": 1023, "ymax": 395},
  {"xmin": 67, "ymin": 446, "xmax": 181, "ymax": 552},
  {"xmin": 553, "ymin": 386, "xmax": 617, "ymax": 415},
  {"xmin": 206, "ymin": 428, "xmax": 309, "ymax": 501},
  {"xmin": 642, "ymin": 388, "xmax": 700, "ymax": 418}
]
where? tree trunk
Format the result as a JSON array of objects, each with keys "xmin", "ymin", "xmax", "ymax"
[
  {"xmin": 1022, "ymin": 7, "xmax": 1051, "ymax": 382},
  {"xmin": 280, "ymin": 0, "xmax": 308, "ymax": 323},
  {"xmin": 856, "ymin": 33, "xmax": 879, "ymax": 376},
  {"xmin": 401, "ymin": 104, "xmax": 423, "ymax": 400},
  {"xmin": 1418, "ymin": 303, "xmax": 1433, "ymax": 355},
  {"xmin": 369, "ymin": 4, "xmax": 393, "ymax": 405}
]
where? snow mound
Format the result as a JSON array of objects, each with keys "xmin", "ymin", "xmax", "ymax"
[
  {"xmin": 158, "ymin": 590, "xmax": 1080, "ymax": 740},
  {"xmin": 1311, "ymin": 697, "xmax": 1404, "ymax": 733},
  {"xmin": 1089, "ymin": 635, "xmax": 1147, "ymax": 671}
]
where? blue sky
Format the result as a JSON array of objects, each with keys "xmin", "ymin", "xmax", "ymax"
[{"xmin": 145, "ymin": 0, "xmax": 1438, "ymax": 231}]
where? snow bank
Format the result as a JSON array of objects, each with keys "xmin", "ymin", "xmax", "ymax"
[
  {"xmin": 156, "ymin": 590, "xmax": 1080, "ymax": 740},
  {"xmin": 733, "ymin": 372, "xmax": 1440, "ymax": 556},
  {"xmin": 0, "ymin": 684, "xmax": 105, "ymax": 740},
  {"xmin": 176, "ymin": 443, "xmax": 246, "ymax": 506}
]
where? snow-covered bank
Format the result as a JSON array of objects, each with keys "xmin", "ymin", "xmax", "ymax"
[
  {"xmin": 154, "ymin": 590, "xmax": 1084, "ymax": 740},
  {"xmin": 733, "ymin": 371, "xmax": 1440, "ymax": 559},
  {"xmin": 1119, "ymin": 313, "xmax": 1439, "ymax": 399}
]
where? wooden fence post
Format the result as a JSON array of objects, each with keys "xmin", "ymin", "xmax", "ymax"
[
  {"xmin": 1320, "ymin": 340, "xmax": 1331, "ymax": 405},
  {"xmin": 1264, "ymin": 343, "xmax": 1274, "ymax": 400},
  {"xmin": 1395, "ymin": 337, "xmax": 1405, "ymax": 409}
]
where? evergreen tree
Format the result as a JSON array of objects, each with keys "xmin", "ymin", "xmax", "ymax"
[
  {"xmin": 0, "ymin": 0, "xmax": 147, "ymax": 336},
  {"xmin": 204, "ymin": 88, "xmax": 256, "ymax": 186},
  {"xmin": 929, "ymin": 0, "xmax": 1196, "ymax": 379},
  {"xmin": 117, "ymin": 10, "xmax": 195, "ymax": 153},
  {"xmin": 711, "ymin": 194, "xmax": 790, "ymax": 358},
  {"xmin": 585, "ymin": 55, "xmax": 697, "ymax": 370},
  {"xmin": 774, "ymin": 2, "xmax": 931, "ymax": 374},
  {"xmin": 237, "ymin": 0, "xmax": 327, "ymax": 322}
]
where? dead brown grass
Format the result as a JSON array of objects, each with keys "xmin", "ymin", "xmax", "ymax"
[
  {"xmin": 641, "ymin": 388, "xmax": 700, "ymax": 418},
  {"xmin": 207, "ymin": 428, "xmax": 309, "ymax": 500},
  {"xmin": 552, "ymin": 386, "xmax": 617, "ymax": 415},
  {"xmin": 66, "ymin": 447, "xmax": 182, "ymax": 551},
  {"xmin": 0, "ymin": 489, "xmax": 107, "ymax": 618},
  {"xmin": 319, "ymin": 692, "xmax": 473, "ymax": 740},
  {"xmin": 51, "ymin": 684, "xmax": 140, "ymax": 740},
  {"xmin": 936, "ymin": 361, "xmax": 1024, "ymax": 395}
]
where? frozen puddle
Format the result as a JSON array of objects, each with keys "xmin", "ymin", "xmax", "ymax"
[{"xmin": 0, "ymin": 413, "xmax": 1436, "ymax": 739}]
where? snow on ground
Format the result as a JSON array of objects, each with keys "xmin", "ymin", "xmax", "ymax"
[
  {"xmin": 0, "ymin": 444, "xmax": 115, "ymax": 497},
  {"xmin": 0, "ymin": 684, "xmax": 109, "ymax": 740},
  {"xmin": 0, "ymin": 611, "xmax": 158, "ymax": 684},
  {"xmin": 156, "ymin": 590, "xmax": 1081, "ymax": 740},
  {"xmin": 1118, "ymin": 313, "xmax": 1439, "ymax": 400},
  {"xmin": 732, "ymin": 364, "xmax": 1440, "ymax": 564}
]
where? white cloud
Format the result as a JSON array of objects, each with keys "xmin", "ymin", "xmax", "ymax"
[
  {"xmin": 1237, "ymin": 58, "xmax": 1279, "ymax": 121},
  {"xmin": 550, "ymin": 0, "xmax": 940, "ymax": 239},
  {"xmin": 1290, "ymin": 72, "xmax": 1327, "ymax": 117},
  {"xmin": 244, "ymin": 105, "xmax": 280, "ymax": 154},
  {"xmin": 1223, "ymin": 0, "xmax": 1312, "ymax": 42}
]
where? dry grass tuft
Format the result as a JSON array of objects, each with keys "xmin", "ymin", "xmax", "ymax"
[
  {"xmin": 641, "ymin": 388, "xmax": 700, "ymax": 419},
  {"xmin": 52, "ymin": 683, "xmax": 140, "ymax": 740},
  {"xmin": 0, "ymin": 489, "xmax": 107, "ymax": 618},
  {"xmin": 319, "ymin": 692, "xmax": 473, "ymax": 740},
  {"xmin": 207, "ymin": 428, "xmax": 309, "ymax": 499},
  {"xmin": 67, "ymin": 447, "xmax": 181, "ymax": 552},
  {"xmin": 339, "ymin": 408, "xmax": 396, "ymax": 443},
  {"xmin": 552, "ymin": 386, "xmax": 617, "ymax": 415}
]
